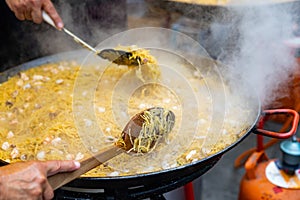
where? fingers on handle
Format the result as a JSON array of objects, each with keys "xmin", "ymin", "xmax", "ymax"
[
  {"xmin": 31, "ymin": 9, "xmax": 43, "ymax": 24},
  {"xmin": 45, "ymin": 160, "xmax": 80, "ymax": 177},
  {"xmin": 43, "ymin": 181, "xmax": 55, "ymax": 200},
  {"xmin": 42, "ymin": 0, "xmax": 63, "ymax": 29}
]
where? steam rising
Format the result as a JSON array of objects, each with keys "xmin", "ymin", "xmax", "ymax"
[
  {"xmin": 34, "ymin": 1, "xmax": 126, "ymax": 59},
  {"xmin": 32, "ymin": 0, "xmax": 298, "ymax": 109},
  {"xmin": 220, "ymin": 4, "xmax": 297, "ymax": 107},
  {"xmin": 127, "ymin": 0, "xmax": 299, "ymax": 108}
]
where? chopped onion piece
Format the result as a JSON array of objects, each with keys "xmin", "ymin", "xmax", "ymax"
[
  {"xmin": 51, "ymin": 137, "xmax": 62, "ymax": 146},
  {"xmin": 97, "ymin": 107, "xmax": 106, "ymax": 113},
  {"xmin": 33, "ymin": 75, "xmax": 44, "ymax": 80},
  {"xmin": 56, "ymin": 79, "xmax": 64, "ymax": 84},
  {"xmin": 186, "ymin": 150, "xmax": 196, "ymax": 160},
  {"xmin": 108, "ymin": 171, "xmax": 119, "ymax": 176},
  {"xmin": 7, "ymin": 131, "xmax": 14, "ymax": 138},
  {"xmin": 43, "ymin": 136, "xmax": 52, "ymax": 144},
  {"xmin": 75, "ymin": 152, "xmax": 84, "ymax": 160},
  {"xmin": 222, "ymin": 129, "xmax": 228, "ymax": 135},
  {"xmin": 36, "ymin": 151, "xmax": 45, "ymax": 160},
  {"xmin": 6, "ymin": 112, "xmax": 13, "ymax": 118},
  {"xmin": 23, "ymin": 83, "xmax": 31, "ymax": 90},
  {"xmin": 20, "ymin": 73, "xmax": 29, "ymax": 81},
  {"xmin": 11, "ymin": 148, "xmax": 19, "ymax": 159},
  {"xmin": 11, "ymin": 90, "xmax": 18, "ymax": 98},
  {"xmin": 16, "ymin": 79, "xmax": 24, "ymax": 86},
  {"xmin": 1, "ymin": 142, "xmax": 10, "ymax": 151},
  {"xmin": 201, "ymin": 147, "xmax": 211, "ymax": 155},
  {"xmin": 10, "ymin": 119, "xmax": 18, "ymax": 125}
]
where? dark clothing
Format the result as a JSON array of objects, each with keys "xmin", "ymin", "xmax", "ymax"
[{"xmin": 0, "ymin": 0, "xmax": 127, "ymax": 72}]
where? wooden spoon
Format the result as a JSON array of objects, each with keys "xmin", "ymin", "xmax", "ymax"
[
  {"xmin": 48, "ymin": 107, "xmax": 175, "ymax": 190},
  {"xmin": 42, "ymin": 11, "xmax": 141, "ymax": 66}
]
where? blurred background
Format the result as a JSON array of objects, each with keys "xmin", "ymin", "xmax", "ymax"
[{"xmin": 1, "ymin": 0, "xmax": 300, "ymax": 199}]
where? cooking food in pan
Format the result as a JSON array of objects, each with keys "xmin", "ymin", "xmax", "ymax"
[
  {"xmin": 48, "ymin": 106, "xmax": 176, "ymax": 190},
  {"xmin": 0, "ymin": 47, "xmax": 256, "ymax": 177}
]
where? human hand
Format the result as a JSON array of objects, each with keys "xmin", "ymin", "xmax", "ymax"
[
  {"xmin": 0, "ymin": 160, "xmax": 80, "ymax": 200},
  {"xmin": 5, "ymin": 0, "xmax": 64, "ymax": 29}
]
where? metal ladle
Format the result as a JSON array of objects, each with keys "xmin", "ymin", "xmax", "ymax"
[
  {"xmin": 42, "ymin": 11, "xmax": 141, "ymax": 66},
  {"xmin": 47, "ymin": 107, "xmax": 175, "ymax": 190}
]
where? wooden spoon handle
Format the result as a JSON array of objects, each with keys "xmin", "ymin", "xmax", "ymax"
[{"xmin": 48, "ymin": 145, "xmax": 122, "ymax": 190}]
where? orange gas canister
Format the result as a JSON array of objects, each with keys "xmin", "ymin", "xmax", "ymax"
[{"xmin": 238, "ymin": 150, "xmax": 300, "ymax": 200}]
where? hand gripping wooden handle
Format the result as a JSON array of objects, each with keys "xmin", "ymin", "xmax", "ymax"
[{"xmin": 48, "ymin": 145, "xmax": 122, "ymax": 190}]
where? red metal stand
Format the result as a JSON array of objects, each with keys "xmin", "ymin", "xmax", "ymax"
[{"xmin": 184, "ymin": 182, "xmax": 195, "ymax": 200}]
